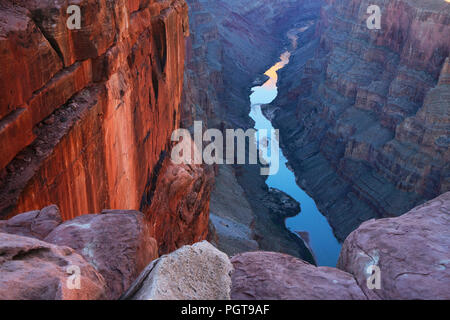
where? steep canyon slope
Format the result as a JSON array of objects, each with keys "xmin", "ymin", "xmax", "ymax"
[
  {"xmin": 0, "ymin": 0, "xmax": 212, "ymax": 253},
  {"xmin": 266, "ymin": 0, "xmax": 450, "ymax": 240}
]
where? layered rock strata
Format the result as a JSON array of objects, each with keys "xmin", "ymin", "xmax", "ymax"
[{"xmin": 267, "ymin": 0, "xmax": 450, "ymax": 240}]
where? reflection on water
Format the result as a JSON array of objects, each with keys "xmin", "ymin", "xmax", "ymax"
[
  {"xmin": 249, "ymin": 50, "xmax": 341, "ymax": 267},
  {"xmin": 263, "ymin": 51, "xmax": 291, "ymax": 90}
]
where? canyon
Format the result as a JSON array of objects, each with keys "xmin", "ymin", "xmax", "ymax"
[
  {"xmin": 0, "ymin": 0, "xmax": 449, "ymax": 300},
  {"xmin": 265, "ymin": 0, "xmax": 450, "ymax": 240},
  {"xmin": 183, "ymin": 0, "xmax": 322, "ymax": 262}
]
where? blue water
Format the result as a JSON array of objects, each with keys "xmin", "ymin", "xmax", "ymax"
[{"xmin": 249, "ymin": 52, "xmax": 341, "ymax": 267}]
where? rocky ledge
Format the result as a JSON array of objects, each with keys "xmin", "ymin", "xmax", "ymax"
[
  {"xmin": 1, "ymin": 192, "xmax": 448, "ymax": 300},
  {"xmin": 338, "ymin": 191, "xmax": 450, "ymax": 300}
]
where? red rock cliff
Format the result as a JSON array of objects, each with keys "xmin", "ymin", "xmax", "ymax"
[{"xmin": 0, "ymin": 0, "xmax": 211, "ymax": 251}]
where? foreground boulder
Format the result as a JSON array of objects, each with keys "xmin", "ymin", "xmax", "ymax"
[
  {"xmin": 45, "ymin": 210, "xmax": 158, "ymax": 299},
  {"xmin": 121, "ymin": 241, "xmax": 233, "ymax": 300},
  {"xmin": 0, "ymin": 233, "xmax": 106, "ymax": 300},
  {"xmin": 338, "ymin": 192, "xmax": 450, "ymax": 300},
  {"xmin": 231, "ymin": 252, "xmax": 366, "ymax": 300},
  {"xmin": 0, "ymin": 205, "xmax": 61, "ymax": 240}
]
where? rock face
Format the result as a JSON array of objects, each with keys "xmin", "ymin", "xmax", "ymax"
[
  {"xmin": 0, "ymin": 0, "xmax": 190, "ymax": 223},
  {"xmin": 0, "ymin": 0, "xmax": 211, "ymax": 255},
  {"xmin": 122, "ymin": 241, "xmax": 233, "ymax": 300},
  {"xmin": 45, "ymin": 210, "xmax": 158, "ymax": 300},
  {"xmin": 231, "ymin": 251, "xmax": 366, "ymax": 300},
  {"xmin": 0, "ymin": 204, "xmax": 61, "ymax": 240},
  {"xmin": 0, "ymin": 232, "xmax": 106, "ymax": 300},
  {"xmin": 142, "ymin": 150, "xmax": 214, "ymax": 255},
  {"xmin": 267, "ymin": 0, "xmax": 450, "ymax": 240},
  {"xmin": 338, "ymin": 192, "xmax": 450, "ymax": 300}
]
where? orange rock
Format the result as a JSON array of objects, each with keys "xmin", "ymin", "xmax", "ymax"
[
  {"xmin": 0, "ymin": 0, "xmax": 193, "ymax": 230},
  {"xmin": 143, "ymin": 154, "xmax": 215, "ymax": 255}
]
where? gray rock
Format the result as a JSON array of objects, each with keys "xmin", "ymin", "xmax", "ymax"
[
  {"xmin": 338, "ymin": 192, "xmax": 450, "ymax": 300},
  {"xmin": 121, "ymin": 241, "xmax": 233, "ymax": 300}
]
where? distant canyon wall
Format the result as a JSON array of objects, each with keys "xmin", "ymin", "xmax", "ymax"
[{"xmin": 267, "ymin": 0, "xmax": 450, "ymax": 240}]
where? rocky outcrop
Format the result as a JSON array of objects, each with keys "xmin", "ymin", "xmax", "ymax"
[
  {"xmin": 267, "ymin": 0, "xmax": 450, "ymax": 240},
  {"xmin": 142, "ymin": 151, "xmax": 214, "ymax": 255},
  {"xmin": 231, "ymin": 251, "xmax": 366, "ymax": 300},
  {"xmin": 44, "ymin": 210, "xmax": 158, "ymax": 300},
  {"xmin": 0, "ymin": 204, "xmax": 61, "ymax": 240},
  {"xmin": 0, "ymin": 232, "xmax": 106, "ymax": 300},
  {"xmin": 338, "ymin": 192, "xmax": 450, "ymax": 300},
  {"xmin": 122, "ymin": 241, "xmax": 233, "ymax": 300},
  {"xmin": 0, "ymin": 0, "xmax": 190, "ymax": 224}
]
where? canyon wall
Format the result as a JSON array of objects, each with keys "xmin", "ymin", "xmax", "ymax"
[
  {"xmin": 0, "ymin": 0, "xmax": 211, "ymax": 253},
  {"xmin": 267, "ymin": 0, "xmax": 450, "ymax": 240}
]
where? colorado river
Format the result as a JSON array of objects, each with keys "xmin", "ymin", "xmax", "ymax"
[{"xmin": 249, "ymin": 50, "xmax": 341, "ymax": 267}]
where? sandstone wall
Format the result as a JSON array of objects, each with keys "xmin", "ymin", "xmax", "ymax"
[{"xmin": 0, "ymin": 0, "xmax": 211, "ymax": 250}]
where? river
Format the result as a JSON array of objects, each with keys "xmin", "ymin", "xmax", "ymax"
[{"xmin": 249, "ymin": 49, "xmax": 341, "ymax": 267}]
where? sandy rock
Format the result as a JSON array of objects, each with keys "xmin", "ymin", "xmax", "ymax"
[
  {"xmin": 0, "ymin": 205, "xmax": 62, "ymax": 240},
  {"xmin": 45, "ymin": 210, "xmax": 158, "ymax": 300},
  {"xmin": 0, "ymin": 232, "xmax": 106, "ymax": 300},
  {"xmin": 231, "ymin": 251, "xmax": 366, "ymax": 300},
  {"xmin": 338, "ymin": 192, "xmax": 450, "ymax": 300},
  {"xmin": 122, "ymin": 241, "xmax": 233, "ymax": 300}
]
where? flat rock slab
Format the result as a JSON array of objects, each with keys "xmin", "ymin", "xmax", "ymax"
[
  {"xmin": 0, "ymin": 232, "xmax": 106, "ymax": 300},
  {"xmin": 122, "ymin": 241, "xmax": 233, "ymax": 300},
  {"xmin": 0, "ymin": 205, "xmax": 62, "ymax": 240},
  {"xmin": 45, "ymin": 210, "xmax": 158, "ymax": 300},
  {"xmin": 338, "ymin": 192, "xmax": 450, "ymax": 300},
  {"xmin": 231, "ymin": 251, "xmax": 366, "ymax": 300}
]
